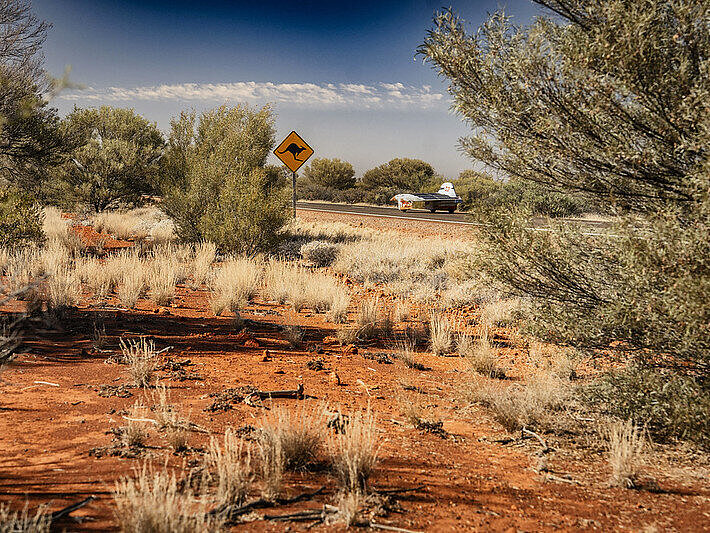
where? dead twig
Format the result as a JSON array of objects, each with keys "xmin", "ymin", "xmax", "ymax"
[
  {"xmin": 50, "ymin": 495, "xmax": 95, "ymax": 522},
  {"xmin": 213, "ymin": 485, "xmax": 325, "ymax": 522},
  {"xmin": 369, "ymin": 523, "xmax": 423, "ymax": 533},
  {"xmin": 522, "ymin": 427, "xmax": 551, "ymax": 453},
  {"xmin": 373, "ymin": 485, "xmax": 425, "ymax": 495}
]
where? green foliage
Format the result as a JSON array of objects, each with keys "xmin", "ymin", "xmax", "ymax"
[
  {"xmin": 421, "ymin": 0, "xmax": 710, "ymax": 373},
  {"xmin": 582, "ymin": 367, "xmax": 710, "ymax": 449},
  {"xmin": 0, "ymin": 187, "xmax": 43, "ymax": 249},
  {"xmin": 303, "ymin": 158, "xmax": 355, "ymax": 190},
  {"xmin": 360, "ymin": 158, "xmax": 435, "ymax": 191},
  {"xmin": 161, "ymin": 104, "xmax": 288, "ymax": 254},
  {"xmin": 56, "ymin": 106, "xmax": 164, "ymax": 211},
  {"xmin": 0, "ymin": 0, "xmax": 69, "ymax": 200}
]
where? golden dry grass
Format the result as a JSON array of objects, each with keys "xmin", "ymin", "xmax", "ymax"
[
  {"xmin": 0, "ymin": 503, "xmax": 50, "ymax": 533},
  {"xmin": 206, "ymin": 428, "xmax": 253, "ymax": 506},
  {"xmin": 605, "ymin": 419, "xmax": 649, "ymax": 488},
  {"xmin": 210, "ymin": 256, "xmax": 262, "ymax": 315},
  {"xmin": 113, "ymin": 464, "xmax": 223, "ymax": 533},
  {"xmin": 429, "ymin": 313, "xmax": 452, "ymax": 356},
  {"xmin": 259, "ymin": 405, "xmax": 326, "ymax": 472},
  {"xmin": 120, "ymin": 337, "xmax": 157, "ymax": 388},
  {"xmin": 329, "ymin": 407, "xmax": 379, "ymax": 493}
]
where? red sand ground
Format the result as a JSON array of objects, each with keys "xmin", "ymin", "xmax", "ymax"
[{"xmin": 1, "ymin": 214, "xmax": 708, "ymax": 531}]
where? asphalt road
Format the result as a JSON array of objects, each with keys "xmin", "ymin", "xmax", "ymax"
[
  {"xmin": 296, "ymin": 201, "xmax": 477, "ymax": 224},
  {"xmin": 295, "ymin": 201, "xmax": 611, "ymax": 229}
]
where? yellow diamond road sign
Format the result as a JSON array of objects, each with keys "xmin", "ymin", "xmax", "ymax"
[{"xmin": 274, "ymin": 131, "xmax": 313, "ymax": 173}]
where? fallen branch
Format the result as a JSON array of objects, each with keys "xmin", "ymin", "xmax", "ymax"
[
  {"xmin": 545, "ymin": 474, "xmax": 580, "ymax": 485},
  {"xmin": 155, "ymin": 346, "xmax": 174, "ymax": 355},
  {"xmin": 34, "ymin": 381, "xmax": 59, "ymax": 387},
  {"xmin": 244, "ymin": 384, "xmax": 305, "ymax": 405},
  {"xmin": 212, "ymin": 485, "xmax": 325, "ymax": 521},
  {"xmin": 373, "ymin": 485, "xmax": 425, "ymax": 495},
  {"xmin": 521, "ymin": 427, "xmax": 551, "ymax": 453},
  {"xmin": 50, "ymin": 496, "xmax": 95, "ymax": 522},
  {"xmin": 122, "ymin": 416, "xmax": 158, "ymax": 425},
  {"xmin": 369, "ymin": 522, "xmax": 423, "ymax": 533}
]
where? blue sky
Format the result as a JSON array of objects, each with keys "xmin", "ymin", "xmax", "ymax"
[{"xmin": 36, "ymin": 0, "xmax": 540, "ymax": 178}]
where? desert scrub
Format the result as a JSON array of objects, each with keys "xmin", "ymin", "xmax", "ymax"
[
  {"xmin": 206, "ymin": 428, "xmax": 253, "ymax": 506},
  {"xmin": 120, "ymin": 402, "xmax": 150, "ymax": 448},
  {"xmin": 300, "ymin": 240, "xmax": 339, "ymax": 267},
  {"xmin": 0, "ymin": 502, "xmax": 49, "ymax": 533},
  {"xmin": 113, "ymin": 464, "xmax": 224, "ymax": 533},
  {"xmin": 429, "ymin": 313, "xmax": 452, "ymax": 356},
  {"xmin": 460, "ymin": 333, "xmax": 506, "ymax": 379},
  {"xmin": 582, "ymin": 366, "xmax": 710, "ymax": 449},
  {"xmin": 210, "ymin": 256, "xmax": 262, "ymax": 315},
  {"xmin": 120, "ymin": 337, "xmax": 157, "ymax": 388},
  {"xmin": 259, "ymin": 405, "xmax": 326, "ymax": 471},
  {"xmin": 190, "ymin": 241, "xmax": 216, "ymax": 288},
  {"xmin": 256, "ymin": 424, "xmax": 284, "ymax": 500},
  {"xmin": 147, "ymin": 256, "xmax": 179, "ymax": 306},
  {"xmin": 329, "ymin": 408, "xmax": 379, "ymax": 493},
  {"xmin": 469, "ymin": 372, "xmax": 570, "ymax": 432},
  {"xmin": 47, "ymin": 264, "xmax": 81, "ymax": 311},
  {"xmin": 604, "ymin": 419, "xmax": 649, "ymax": 488},
  {"xmin": 263, "ymin": 260, "xmax": 348, "ymax": 314}
]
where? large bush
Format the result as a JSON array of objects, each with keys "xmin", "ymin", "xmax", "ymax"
[
  {"xmin": 160, "ymin": 104, "xmax": 289, "ymax": 254},
  {"xmin": 360, "ymin": 158, "xmax": 435, "ymax": 191},
  {"xmin": 302, "ymin": 158, "xmax": 355, "ymax": 190},
  {"xmin": 55, "ymin": 107, "xmax": 164, "ymax": 211},
  {"xmin": 421, "ymin": 1, "xmax": 710, "ymax": 375}
]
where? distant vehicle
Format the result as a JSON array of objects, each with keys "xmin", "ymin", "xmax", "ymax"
[{"xmin": 391, "ymin": 182, "xmax": 463, "ymax": 213}]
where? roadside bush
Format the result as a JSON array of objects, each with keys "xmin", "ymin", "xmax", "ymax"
[
  {"xmin": 161, "ymin": 105, "xmax": 289, "ymax": 254},
  {"xmin": 360, "ymin": 158, "xmax": 434, "ymax": 191},
  {"xmin": 582, "ymin": 367, "xmax": 710, "ymax": 449},
  {"xmin": 300, "ymin": 240, "xmax": 339, "ymax": 267},
  {"xmin": 303, "ymin": 158, "xmax": 355, "ymax": 189}
]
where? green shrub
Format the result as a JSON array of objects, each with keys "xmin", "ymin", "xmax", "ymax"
[
  {"xmin": 360, "ymin": 158, "xmax": 434, "ymax": 191},
  {"xmin": 302, "ymin": 158, "xmax": 355, "ymax": 189},
  {"xmin": 55, "ymin": 106, "xmax": 164, "ymax": 211},
  {"xmin": 0, "ymin": 187, "xmax": 44, "ymax": 249},
  {"xmin": 582, "ymin": 367, "xmax": 710, "ymax": 449},
  {"xmin": 161, "ymin": 104, "xmax": 289, "ymax": 254}
]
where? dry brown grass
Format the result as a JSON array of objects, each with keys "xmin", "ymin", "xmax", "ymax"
[
  {"xmin": 113, "ymin": 464, "xmax": 223, "ymax": 533},
  {"xmin": 147, "ymin": 257, "xmax": 179, "ymax": 306},
  {"xmin": 150, "ymin": 384, "xmax": 189, "ymax": 452},
  {"xmin": 329, "ymin": 407, "xmax": 379, "ymax": 493},
  {"xmin": 121, "ymin": 337, "xmax": 157, "ymax": 388},
  {"xmin": 429, "ymin": 313, "xmax": 452, "ymax": 356},
  {"xmin": 605, "ymin": 419, "xmax": 649, "ymax": 488},
  {"xmin": 210, "ymin": 257, "xmax": 262, "ymax": 315},
  {"xmin": 263, "ymin": 260, "xmax": 349, "ymax": 316},
  {"xmin": 0, "ymin": 503, "xmax": 50, "ymax": 533},
  {"xmin": 206, "ymin": 427, "xmax": 253, "ymax": 506},
  {"xmin": 190, "ymin": 242, "xmax": 216, "ymax": 288},
  {"xmin": 468, "ymin": 372, "xmax": 570, "ymax": 432},
  {"xmin": 256, "ymin": 427, "xmax": 284, "ymax": 501},
  {"xmin": 47, "ymin": 265, "xmax": 80, "ymax": 310},
  {"xmin": 259, "ymin": 405, "xmax": 326, "ymax": 472},
  {"xmin": 460, "ymin": 333, "xmax": 506, "ymax": 379},
  {"xmin": 117, "ymin": 258, "xmax": 145, "ymax": 309},
  {"xmin": 120, "ymin": 402, "xmax": 150, "ymax": 447}
]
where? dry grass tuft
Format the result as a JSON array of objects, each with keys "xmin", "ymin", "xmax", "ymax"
[
  {"xmin": 256, "ymin": 426, "xmax": 284, "ymax": 501},
  {"xmin": 263, "ymin": 261, "xmax": 349, "ymax": 315},
  {"xmin": 259, "ymin": 405, "xmax": 326, "ymax": 472},
  {"xmin": 605, "ymin": 419, "xmax": 648, "ymax": 488},
  {"xmin": 0, "ymin": 503, "xmax": 50, "ymax": 533},
  {"xmin": 191, "ymin": 242, "xmax": 217, "ymax": 288},
  {"xmin": 118, "ymin": 267, "xmax": 145, "ymax": 309},
  {"xmin": 206, "ymin": 427, "xmax": 253, "ymax": 506},
  {"xmin": 429, "ymin": 313, "xmax": 452, "ymax": 356},
  {"xmin": 468, "ymin": 372, "xmax": 569, "ymax": 432},
  {"xmin": 460, "ymin": 333, "xmax": 506, "ymax": 379},
  {"xmin": 113, "ymin": 464, "xmax": 222, "ymax": 533},
  {"xmin": 147, "ymin": 257, "xmax": 179, "ymax": 306},
  {"xmin": 121, "ymin": 337, "xmax": 158, "ymax": 388},
  {"xmin": 47, "ymin": 265, "xmax": 80, "ymax": 310},
  {"xmin": 329, "ymin": 408, "xmax": 379, "ymax": 493},
  {"xmin": 121, "ymin": 402, "xmax": 150, "ymax": 447},
  {"xmin": 356, "ymin": 297, "xmax": 379, "ymax": 339},
  {"xmin": 210, "ymin": 257, "xmax": 262, "ymax": 316},
  {"xmin": 394, "ymin": 340, "xmax": 428, "ymax": 371}
]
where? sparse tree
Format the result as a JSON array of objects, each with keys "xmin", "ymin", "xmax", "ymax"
[
  {"xmin": 161, "ymin": 104, "xmax": 289, "ymax": 253},
  {"xmin": 420, "ymin": 0, "xmax": 709, "ymax": 371},
  {"xmin": 303, "ymin": 158, "xmax": 355, "ymax": 190},
  {"xmin": 56, "ymin": 106, "xmax": 164, "ymax": 211}
]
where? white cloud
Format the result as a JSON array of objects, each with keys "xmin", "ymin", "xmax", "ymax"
[{"xmin": 58, "ymin": 81, "xmax": 447, "ymax": 110}]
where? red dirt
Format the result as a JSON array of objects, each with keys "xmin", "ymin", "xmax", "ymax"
[{"xmin": 1, "ymin": 217, "xmax": 708, "ymax": 532}]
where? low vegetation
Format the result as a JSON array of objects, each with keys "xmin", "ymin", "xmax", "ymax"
[
  {"xmin": 604, "ymin": 419, "xmax": 649, "ymax": 489},
  {"xmin": 329, "ymin": 408, "xmax": 379, "ymax": 493}
]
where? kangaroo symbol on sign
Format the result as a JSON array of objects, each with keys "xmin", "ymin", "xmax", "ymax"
[{"xmin": 278, "ymin": 143, "xmax": 307, "ymax": 161}]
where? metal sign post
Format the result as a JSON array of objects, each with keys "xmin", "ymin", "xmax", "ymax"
[
  {"xmin": 273, "ymin": 130, "xmax": 314, "ymax": 218},
  {"xmin": 292, "ymin": 171, "xmax": 297, "ymax": 218}
]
